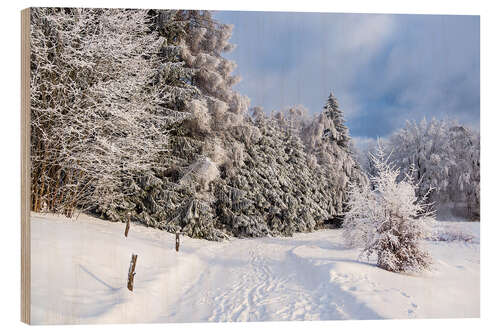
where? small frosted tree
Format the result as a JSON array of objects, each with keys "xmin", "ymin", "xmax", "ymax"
[{"xmin": 343, "ymin": 142, "xmax": 435, "ymax": 272}]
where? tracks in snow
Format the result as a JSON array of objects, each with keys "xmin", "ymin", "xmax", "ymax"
[
  {"xmin": 30, "ymin": 215, "xmax": 480, "ymax": 323},
  {"xmin": 167, "ymin": 237, "xmax": 381, "ymax": 322}
]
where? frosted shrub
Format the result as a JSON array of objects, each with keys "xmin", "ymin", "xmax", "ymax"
[{"xmin": 343, "ymin": 143, "xmax": 435, "ymax": 272}]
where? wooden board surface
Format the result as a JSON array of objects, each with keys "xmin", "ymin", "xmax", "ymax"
[{"xmin": 21, "ymin": 7, "xmax": 31, "ymax": 325}]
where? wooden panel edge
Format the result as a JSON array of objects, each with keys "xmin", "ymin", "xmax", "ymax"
[{"xmin": 21, "ymin": 7, "xmax": 31, "ymax": 325}]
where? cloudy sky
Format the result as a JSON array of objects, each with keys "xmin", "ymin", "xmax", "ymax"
[{"xmin": 213, "ymin": 11, "xmax": 479, "ymax": 145}]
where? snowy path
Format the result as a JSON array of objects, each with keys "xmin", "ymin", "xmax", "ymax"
[
  {"xmin": 164, "ymin": 237, "xmax": 380, "ymax": 322},
  {"xmin": 31, "ymin": 213, "xmax": 479, "ymax": 324}
]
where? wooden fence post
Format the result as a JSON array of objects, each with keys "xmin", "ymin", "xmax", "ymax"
[
  {"xmin": 124, "ymin": 212, "xmax": 131, "ymax": 238},
  {"xmin": 175, "ymin": 232, "xmax": 180, "ymax": 252},
  {"xmin": 127, "ymin": 253, "xmax": 138, "ymax": 291}
]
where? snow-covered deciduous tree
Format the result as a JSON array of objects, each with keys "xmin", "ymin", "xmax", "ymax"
[
  {"xmin": 343, "ymin": 142, "xmax": 435, "ymax": 272},
  {"xmin": 30, "ymin": 8, "xmax": 180, "ymax": 217},
  {"xmin": 386, "ymin": 119, "xmax": 450, "ymax": 205},
  {"xmin": 447, "ymin": 125, "xmax": 480, "ymax": 218},
  {"xmin": 384, "ymin": 119, "xmax": 480, "ymax": 219}
]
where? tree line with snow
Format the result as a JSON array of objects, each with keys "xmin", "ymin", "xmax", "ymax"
[
  {"xmin": 30, "ymin": 8, "xmax": 365, "ymax": 240},
  {"xmin": 30, "ymin": 8, "xmax": 479, "ymax": 271}
]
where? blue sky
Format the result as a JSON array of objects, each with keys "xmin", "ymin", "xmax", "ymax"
[{"xmin": 213, "ymin": 11, "xmax": 479, "ymax": 144}]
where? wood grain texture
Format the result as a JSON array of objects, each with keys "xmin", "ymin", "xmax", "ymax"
[
  {"xmin": 127, "ymin": 254, "xmax": 138, "ymax": 292},
  {"xmin": 21, "ymin": 7, "xmax": 31, "ymax": 325}
]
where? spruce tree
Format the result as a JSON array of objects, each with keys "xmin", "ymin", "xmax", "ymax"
[{"xmin": 323, "ymin": 92, "xmax": 350, "ymax": 149}]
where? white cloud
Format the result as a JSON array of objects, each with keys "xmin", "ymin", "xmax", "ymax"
[{"xmin": 352, "ymin": 136, "xmax": 378, "ymax": 152}]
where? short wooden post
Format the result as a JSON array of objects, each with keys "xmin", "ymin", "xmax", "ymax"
[
  {"xmin": 127, "ymin": 253, "xmax": 138, "ymax": 291},
  {"xmin": 124, "ymin": 212, "xmax": 131, "ymax": 238},
  {"xmin": 175, "ymin": 232, "xmax": 180, "ymax": 252}
]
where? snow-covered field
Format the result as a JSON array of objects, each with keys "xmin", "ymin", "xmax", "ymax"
[{"xmin": 31, "ymin": 213, "xmax": 479, "ymax": 324}]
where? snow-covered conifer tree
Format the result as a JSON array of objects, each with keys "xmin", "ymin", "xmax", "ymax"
[
  {"xmin": 343, "ymin": 142, "xmax": 434, "ymax": 272},
  {"xmin": 322, "ymin": 92, "xmax": 350, "ymax": 149},
  {"xmin": 296, "ymin": 93, "xmax": 367, "ymax": 220},
  {"xmin": 159, "ymin": 10, "xmax": 249, "ymax": 134},
  {"xmin": 301, "ymin": 92, "xmax": 354, "ymax": 161}
]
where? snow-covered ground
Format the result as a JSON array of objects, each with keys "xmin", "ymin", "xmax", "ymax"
[{"xmin": 31, "ymin": 213, "xmax": 479, "ymax": 324}]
